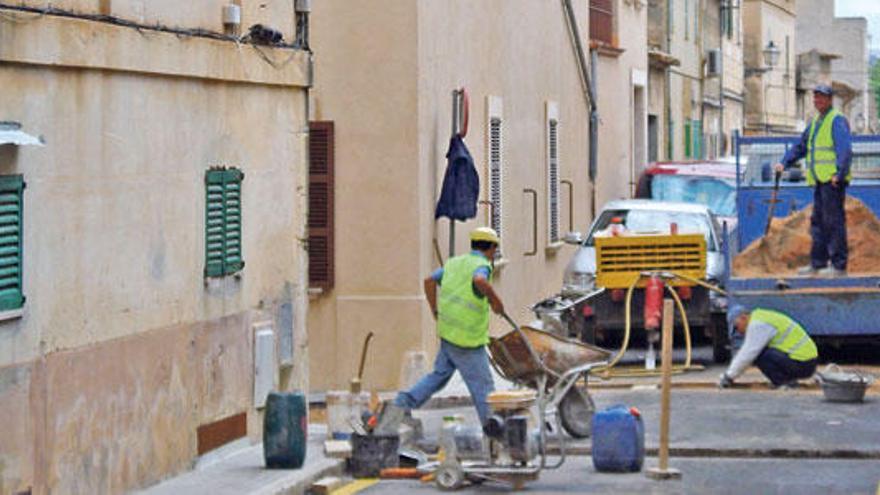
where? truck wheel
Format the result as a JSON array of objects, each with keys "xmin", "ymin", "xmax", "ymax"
[
  {"xmin": 575, "ymin": 315, "xmax": 598, "ymax": 345},
  {"xmin": 711, "ymin": 314, "xmax": 731, "ymax": 363},
  {"xmin": 559, "ymin": 386, "xmax": 595, "ymax": 438}
]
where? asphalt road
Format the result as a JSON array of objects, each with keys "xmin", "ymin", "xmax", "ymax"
[{"xmin": 360, "ymin": 457, "xmax": 880, "ymax": 494}]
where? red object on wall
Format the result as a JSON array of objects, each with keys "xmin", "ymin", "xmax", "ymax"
[
  {"xmin": 611, "ymin": 289, "xmax": 625, "ymax": 302},
  {"xmin": 644, "ymin": 275, "xmax": 664, "ymax": 330}
]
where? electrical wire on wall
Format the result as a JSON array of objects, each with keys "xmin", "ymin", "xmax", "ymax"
[{"xmin": 0, "ymin": 2, "xmax": 307, "ymax": 71}]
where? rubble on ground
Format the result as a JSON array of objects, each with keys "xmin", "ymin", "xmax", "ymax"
[{"xmin": 733, "ymin": 197, "xmax": 880, "ymax": 276}]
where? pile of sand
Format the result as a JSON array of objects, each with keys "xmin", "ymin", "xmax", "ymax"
[{"xmin": 733, "ymin": 196, "xmax": 880, "ymax": 276}]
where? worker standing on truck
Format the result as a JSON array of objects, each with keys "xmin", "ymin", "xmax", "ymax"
[
  {"xmin": 377, "ymin": 227, "xmax": 505, "ymax": 433},
  {"xmin": 718, "ymin": 305, "xmax": 818, "ymax": 389},
  {"xmin": 775, "ymin": 84, "xmax": 853, "ymax": 277}
]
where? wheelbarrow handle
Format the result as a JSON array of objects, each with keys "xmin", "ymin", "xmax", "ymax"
[
  {"xmin": 500, "ymin": 312, "xmax": 552, "ymax": 378},
  {"xmin": 501, "ymin": 312, "xmax": 520, "ymax": 331}
]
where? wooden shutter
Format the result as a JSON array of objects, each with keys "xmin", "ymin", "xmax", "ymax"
[
  {"xmin": 0, "ymin": 175, "xmax": 23, "ymax": 311},
  {"xmin": 590, "ymin": 0, "xmax": 614, "ymax": 45},
  {"xmin": 205, "ymin": 167, "xmax": 244, "ymax": 277},
  {"xmin": 309, "ymin": 121, "xmax": 334, "ymax": 290}
]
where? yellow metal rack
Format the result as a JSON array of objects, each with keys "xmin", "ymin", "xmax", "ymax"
[{"xmin": 594, "ymin": 233, "xmax": 706, "ymax": 289}]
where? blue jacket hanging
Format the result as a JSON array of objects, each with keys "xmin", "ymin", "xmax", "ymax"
[{"xmin": 435, "ymin": 134, "xmax": 479, "ymax": 221}]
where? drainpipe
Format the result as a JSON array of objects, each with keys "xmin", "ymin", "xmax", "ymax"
[
  {"xmin": 561, "ymin": 0, "xmax": 598, "ymax": 220},
  {"xmin": 294, "ymin": 0, "xmax": 311, "ymax": 50},
  {"xmin": 590, "ymin": 50, "xmax": 599, "ymax": 220},
  {"xmin": 666, "ymin": 0, "xmax": 673, "ymax": 159},
  {"xmin": 719, "ymin": 0, "xmax": 725, "ymax": 155}
]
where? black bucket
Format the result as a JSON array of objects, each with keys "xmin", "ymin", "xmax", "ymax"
[{"xmin": 350, "ymin": 434, "xmax": 399, "ymax": 478}]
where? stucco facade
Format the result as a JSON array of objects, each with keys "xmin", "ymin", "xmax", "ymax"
[
  {"xmin": 647, "ymin": 0, "xmax": 742, "ymax": 160},
  {"xmin": 795, "ymin": 0, "xmax": 872, "ymax": 133},
  {"xmin": 593, "ymin": 0, "xmax": 649, "ymax": 198},
  {"xmin": 0, "ymin": 2, "xmax": 311, "ymax": 493},
  {"xmin": 721, "ymin": 0, "xmax": 745, "ymax": 154},
  {"xmin": 308, "ymin": 1, "xmax": 596, "ymax": 391},
  {"xmin": 743, "ymin": 0, "xmax": 798, "ymax": 134}
]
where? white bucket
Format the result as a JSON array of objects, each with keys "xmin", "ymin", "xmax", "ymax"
[{"xmin": 326, "ymin": 390, "xmax": 370, "ymax": 438}]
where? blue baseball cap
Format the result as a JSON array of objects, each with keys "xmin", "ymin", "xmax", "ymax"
[
  {"xmin": 727, "ymin": 304, "xmax": 748, "ymax": 331},
  {"xmin": 814, "ymin": 84, "xmax": 833, "ymax": 96}
]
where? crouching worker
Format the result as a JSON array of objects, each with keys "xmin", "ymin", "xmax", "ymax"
[
  {"xmin": 719, "ymin": 305, "xmax": 818, "ymax": 389},
  {"xmin": 376, "ymin": 227, "xmax": 505, "ymax": 434}
]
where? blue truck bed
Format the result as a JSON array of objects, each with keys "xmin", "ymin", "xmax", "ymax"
[{"xmin": 727, "ymin": 134, "xmax": 880, "ymax": 340}]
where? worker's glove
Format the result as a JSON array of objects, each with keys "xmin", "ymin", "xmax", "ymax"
[{"xmin": 718, "ymin": 373, "xmax": 734, "ymax": 389}]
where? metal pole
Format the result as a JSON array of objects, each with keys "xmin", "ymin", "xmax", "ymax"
[
  {"xmin": 647, "ymin": 298, "xmax": 681, "ymax": 480},
  {"xmin": 449, "ymin": 90, "xmax": 460, "ymax": 258}
]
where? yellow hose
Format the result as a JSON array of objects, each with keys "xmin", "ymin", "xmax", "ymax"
[
  {"xmin": 666, "ymin": 284, "xmax": 692, "ymax": 369},
  {"xmin": 595, "ymin": 276, "xmax": 639, "ymax": 372},
  {"xmin": 595, "ymin": 273, "xmax": 701, "ymax": 378},
  {"xmin": 668, "ymin": 271, "xmax": 728, "ymax": 296}
]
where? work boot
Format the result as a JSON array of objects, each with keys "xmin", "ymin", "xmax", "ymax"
[
  {"xmin": 819, "ymin": 266, "xmax": 847, "ymax": 278},
  {"xmin": 796, "ymin": 265, "xmax": 819, "ymax": 276},
  {"xmin": 373, "ymin": 401, "xmax": 406, "ymax": 436}
]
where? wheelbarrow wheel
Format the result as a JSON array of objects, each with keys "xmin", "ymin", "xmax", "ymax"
[
  {"xmin": 435, "ymin": 464, "xmax": 465, "ymax": 491},
  {"xmin": 559, "ymin": 386, "xmax": 595, "ymax": 438}
]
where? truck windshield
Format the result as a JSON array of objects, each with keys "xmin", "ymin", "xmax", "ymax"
[
  {"xmin": 650, "ymin": 175, "xmax": 736, "ymax": 217},
  {"xmin": 586, "ymin": 209, "xmax": 717, "ymax": 251}
]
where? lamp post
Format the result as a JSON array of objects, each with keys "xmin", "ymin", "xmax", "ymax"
[{"xmin": 745, "ymin": 40, "xmax": 780, "ymax": 134}]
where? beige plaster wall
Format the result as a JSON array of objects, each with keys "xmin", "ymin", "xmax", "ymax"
[
  {"xmin": 0, "ymin": 9, "xmax": 310, "ymax": 493},
  {"xmin": 309, "ymin": 0, "xmax": 593, "ymax": 390},
  {"xmin": 308, "ymin": 0, "xmax": 420, "ymax": 390},
  {"xmin": 594, "ymin": 0, "xmax": 648, "ymax": 204}
]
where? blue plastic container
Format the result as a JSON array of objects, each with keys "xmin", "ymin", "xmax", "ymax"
[
  {"xmin": 591, "ymin": 404, "xmax": 645, "ymax": 472},
  {"xmin": 263, "ymin": 391, "xmax": 308, "ymax": 469}
]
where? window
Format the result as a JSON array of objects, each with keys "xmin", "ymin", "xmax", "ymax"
[
  {"xmin": 0, "ymin": 175, "xmax": 23, "ymax": 311},
  {"xmin": 487, "ymin": 96, "xmax": 504, "ymax": 259},
  {"xmin": 722, "ymin": 2, "xmax": 733, "ymax": 39},
  {"xmin": 589, "ymin": 0, "xmax": 614, "ymax": 45},
  {"xmin": 684, "ymin": 120, "xmax": 703, "ymax": 159},
  {"xmin": 546, "ymin": 102, "xmax": 561, "ymax": 245},
  {"xmin": 204, "ymin": 167, "xmax": 244, "ymax": 277},
  {"xmin": 308, "ymin": 121, "xmax": 335, "ymax": 290},
  {"xmin": 685, "ymin": 0, "xmax": 689, "ymax": 40}
]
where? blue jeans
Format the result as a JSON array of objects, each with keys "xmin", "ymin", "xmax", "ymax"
[
  {"xmin": 394, "ymin": 339, "xmax": 495, "ymax": 424},
  {"xmin": 810, "ymin": 182, "xmax": 847, "ymax": 270},
  {"xmin": 754, "ymin": 347, "xmax": 817, "ymax": 386}
]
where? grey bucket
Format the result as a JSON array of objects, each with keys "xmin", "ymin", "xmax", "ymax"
[{"xmin": 815, "ymin": 364, "xmax": 875, "ymax": 403}]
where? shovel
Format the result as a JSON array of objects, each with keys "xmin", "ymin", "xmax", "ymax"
[
  {"xmin": 351, "ymin": 332, "xmax": 374, "ymax": 394},
  {"xmin": 763, "ymin": 170, "xmax": 782, "ymax": 236}
]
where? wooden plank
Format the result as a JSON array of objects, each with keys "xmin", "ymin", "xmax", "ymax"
[{"xmin": 196, "ymin": 412, "xmax": 247, "ymax": 455}]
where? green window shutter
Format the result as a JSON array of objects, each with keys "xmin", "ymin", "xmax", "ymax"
[
  {"xmin": 695, "ymin": 120, "xmax": 703, "ymax": 159},
  {"xmin": 205, "ymin": 167, "xmax": 244, "ymax": 277},
  {"xmin": 0, "ymin": 175, "xmax": 23, "ymax": 311},
  {"xmin": 684, "ymin": 120, "xmax": 692, "ymax": 158}
]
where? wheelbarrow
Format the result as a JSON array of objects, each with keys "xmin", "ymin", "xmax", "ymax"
[{"xmin": 488, "ymin": 313, "xmax": 612, "ymax": 439}]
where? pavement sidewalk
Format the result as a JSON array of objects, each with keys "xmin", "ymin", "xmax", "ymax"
[{"xmin": 135, "ymin": 424, "xmax": 343, "ymax": 495}]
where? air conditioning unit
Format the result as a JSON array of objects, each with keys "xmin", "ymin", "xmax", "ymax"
[{"xmin": 706, "ymin": 49, "xmax": 722, "ymax": 77}]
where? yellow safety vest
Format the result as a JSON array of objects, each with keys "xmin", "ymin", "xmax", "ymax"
[
  {"xmin": 437, "ymin": 253, "xmax": 492, "ymax": 348},
  {"xmin": 806, "ymin": 108, "xmax": 852, "ymax": 185},
  {"xmin": 751, "ymin": 308, "xmax": 818, "ymax": 362}
]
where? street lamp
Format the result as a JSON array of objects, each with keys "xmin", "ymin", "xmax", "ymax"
[
  {"xmin": 743, "ymin": 40, "xmax": 781, "ymax": 134},
  {"xmin": 745, "ymin": 40, "xmax": 780, "ymax": 76},
  {"xmin": 762, "ymin": 40, "xmax": 780, "ymax": 68}
]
